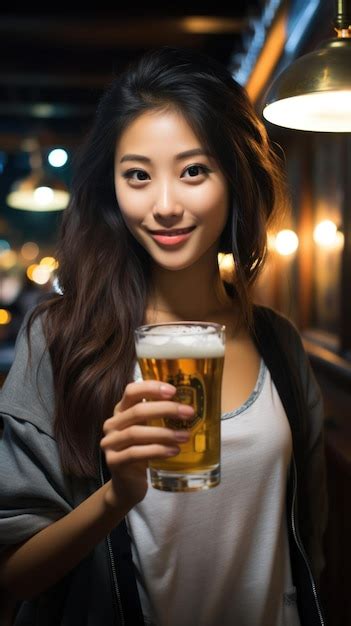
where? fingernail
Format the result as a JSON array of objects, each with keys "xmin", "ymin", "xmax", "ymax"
[
  {"xmin": 178, "ymin": 404, "xmax": 195, "ymax": 417},
  {"xmin": 160, "ymin": 384, "xmax": 176, "ymax": 396},
  {"xmin": 174, "ymin": 432, "xmax": 190, "ymax": 442},
  {"xmin": 166, "ymin": 447, "xmax": 180, "ymax": 456}
]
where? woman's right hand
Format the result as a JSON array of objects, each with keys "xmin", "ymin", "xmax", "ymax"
[{"xmin": 100, "ymin": 380, "xmax": 193, "ymax": 511}]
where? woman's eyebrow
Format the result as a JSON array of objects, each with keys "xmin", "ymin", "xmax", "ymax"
[{"xmin": 119, "ymin": 148, "xmax": 212, "ymax": 164}]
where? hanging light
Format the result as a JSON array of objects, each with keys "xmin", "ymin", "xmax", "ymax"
[
  {"xmin": 262, "ymin": 0, "xmax": 351, "ymax": 132},
  {"xmin": 6, "ymin": 139, "xmax": 69, "ymax": 211}
]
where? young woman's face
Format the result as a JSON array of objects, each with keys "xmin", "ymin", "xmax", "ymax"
[{"xmin": 114, "ymin": 108, "xmax": 229, "ymax": 272}]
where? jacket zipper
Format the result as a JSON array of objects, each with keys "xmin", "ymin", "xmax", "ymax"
[
  {"xmin": 106, "ymin": 532, "xmax": 126, "ymax": 626},
  {"xmin": 291, "ymin": 455, "xmax": 324, "ymax": 626},
  {"xmin": 99, "ymin": 453, "xmax": 126, "ymax": 626}
]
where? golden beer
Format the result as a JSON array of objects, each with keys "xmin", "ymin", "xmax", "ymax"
[{"xmin": 135, "ymin": 323, "xmax": 225, "ymax": 492}]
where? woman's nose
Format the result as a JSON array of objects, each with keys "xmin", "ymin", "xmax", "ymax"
[{"xmin": 152, "ymin": 182, "xmax": 184, "ymax": 219}]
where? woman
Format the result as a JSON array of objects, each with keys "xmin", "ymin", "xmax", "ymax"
[{"xmin": 0, "ymin": 46, "xmax": 327, "ymax": 625}]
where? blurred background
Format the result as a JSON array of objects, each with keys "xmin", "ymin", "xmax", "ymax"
[{"xmin": 0, "ymin": 2, "xmax": 350, "ymax": 624}]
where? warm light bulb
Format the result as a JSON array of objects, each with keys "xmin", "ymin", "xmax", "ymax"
[
  {"xmin": 313, "ymin": 220, "xmax": 338, "ymax": 247},
  {"xmin": 34, "ymin": 186, "xmax": 54, "ymax": 205},
  {"xmin": 32, "ymin": 265, "xmax": 52, "ymax": 285},
  {"xmin": 0, "ymin": 309, "xmax": 12, "ymax": 325},
  {"xmin": 274, "ymin": 229, "xmax": 299, "ymax": 256},
  {"xmin": 263, "ymin": 91, "xmax": 351, "ymax": 132},
  {"xmin": 0, "ymin": 249, "xmax": 17, "ymax": 269},
  {"xmin": 40, "ymin": 256, "xmax": 59, "ymax": 270},
  {"xmin": 26, "ymin": 264, "xmax": 38, "ymax": 281},
  {"xmin": 8, "ymin": 181, "xmax": 69, "ymax": 211}
]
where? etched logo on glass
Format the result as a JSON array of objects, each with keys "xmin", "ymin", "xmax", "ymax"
[{"xmin": 165, "ymin": 369, "xmax": 206, "ymax": 430}]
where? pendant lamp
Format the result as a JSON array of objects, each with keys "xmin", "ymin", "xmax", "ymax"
[
  {"xmin": 262, "ymin": 0, "xmax": 351, "ymax": 132},
  {"xmin": 6, "ymin": 139, "xmax": 69, "ymax": 211}
]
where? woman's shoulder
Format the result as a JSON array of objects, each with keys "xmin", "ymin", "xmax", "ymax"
[
  {"xmin": 0, "ymin": 305, "xmax": 55, "ymax": 437},
  {"xmin": 10, "ymin": 305, "xmax": 50, "ymax": 374},
  {"xmin": 253, "ymin": 304, "xmax": 322, "ymax": 410},
  {"xmin": 252, "ymin": 303, "xmax": 311, "ymax": 375},
  {"xmin": 253, "ymin": 303, "xmax": 302, "ymax": 345}
]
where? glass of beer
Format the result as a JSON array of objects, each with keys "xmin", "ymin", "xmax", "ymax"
[{"xmin": 134, "ymin": 322, "xmax": 225, "ymax": 492}]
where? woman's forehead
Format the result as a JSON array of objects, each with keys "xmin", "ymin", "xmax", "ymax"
[{"xmin": 115, "ymin": 109, "xmax": 207, "ymax": 161}]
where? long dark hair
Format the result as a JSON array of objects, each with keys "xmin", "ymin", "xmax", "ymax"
[{"xmin": 29, "ymin": 46, "xmax": 286, "ymax": 477}]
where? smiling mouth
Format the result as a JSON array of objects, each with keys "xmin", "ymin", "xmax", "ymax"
[
  {"xmin": 147, "ymin": 226, "xmax": 196, "ymax": 247},
  {"xmin": 148, "ymin": 226, "xmax": 196, "ymax": 236}
]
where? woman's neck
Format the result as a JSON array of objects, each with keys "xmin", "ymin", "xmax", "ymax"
[{"xmin": 145, "ymin": 257, "xmax": 239, "ymax": 332}]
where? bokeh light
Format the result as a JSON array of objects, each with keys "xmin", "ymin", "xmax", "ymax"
[
  {"xmin": 48, "ymin": 148, "xmax": 68, "ymax": 167},
  {"xmin": 274, "ymin": 229, "xmax": 299, "ymax": 256},
  {"xmin": 21, "ymin": 242, "xmax": 39, "ymax": 260}
]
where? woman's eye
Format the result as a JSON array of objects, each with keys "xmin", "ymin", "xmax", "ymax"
[
  {"xmin": 182, "ymin": 164, "xmax": 210, "ymax": 178},
  {"xmin": 123, "ymin": 169, "xmax": 150, "ymax": 181},
  {"xmin": 122, "ymin": 164, "xmax": 210, "ymax": 182}
]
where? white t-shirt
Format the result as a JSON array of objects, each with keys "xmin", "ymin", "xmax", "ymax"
[{"xmin": 126, "ymin": 360, "xmax": 301, "ymax": 626}]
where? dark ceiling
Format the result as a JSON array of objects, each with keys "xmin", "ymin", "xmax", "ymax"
[{"xmin": 0, "ymin": 3, "xmax": 265, "ymax": 149}]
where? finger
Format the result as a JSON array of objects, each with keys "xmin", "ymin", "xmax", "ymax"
[
  {"xmin": 115, "ymin": 380, "xmax": 176, "ymax": 412},
  {"xmin": 104, "ymin": 444, "xmax": 181, "ymax": 469},
  {"xmin": 101, "ymin": 424, "xmax": 190, "ymax": 451},
  {"xmin": 104, "ymin": 400, "xmax": 195, "ymax": 433}
]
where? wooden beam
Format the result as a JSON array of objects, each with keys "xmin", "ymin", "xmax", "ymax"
[
  {"xmin": 0, "ymin": 130, "xmax": 86, "ymax": 150},
  {"xmin": 0, "ymin": 16, "xmax": 248, "ymax": 47}
]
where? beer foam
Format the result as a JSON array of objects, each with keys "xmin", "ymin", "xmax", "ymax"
[{"xmin": 135, "ymin": 324, "xmax": 225, "ymax": 358}]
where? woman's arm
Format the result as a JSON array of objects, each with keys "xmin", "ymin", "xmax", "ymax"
[
  {"xmin": 0, "ymin": 479, "xmax": 127, "ymax": 600},
  {"xmin": 0, "ymin": 379, "xmax": 192, "ymax": 601}
]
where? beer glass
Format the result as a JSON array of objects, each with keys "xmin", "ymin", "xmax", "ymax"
[{"xmin": 134, "ymin": 322, "xmax": 225, "ymax": 492}]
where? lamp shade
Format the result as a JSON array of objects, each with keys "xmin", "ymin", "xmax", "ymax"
[
  {"xmin": 6, "ymin": 169, "xmax": 70, "ymax": 211},
  {"xmin": 262, "ymin": 36, "xmax": 351, "ymax": 132}
]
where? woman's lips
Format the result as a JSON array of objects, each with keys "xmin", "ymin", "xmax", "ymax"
[{"xmin": 149, "ymin": 227, "xmax": 196, "ymax": 246}]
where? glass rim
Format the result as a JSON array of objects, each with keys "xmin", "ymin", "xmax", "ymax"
[{"xmin": 134, "ymin": 321, "xmax": 226, "ymax": 337}]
